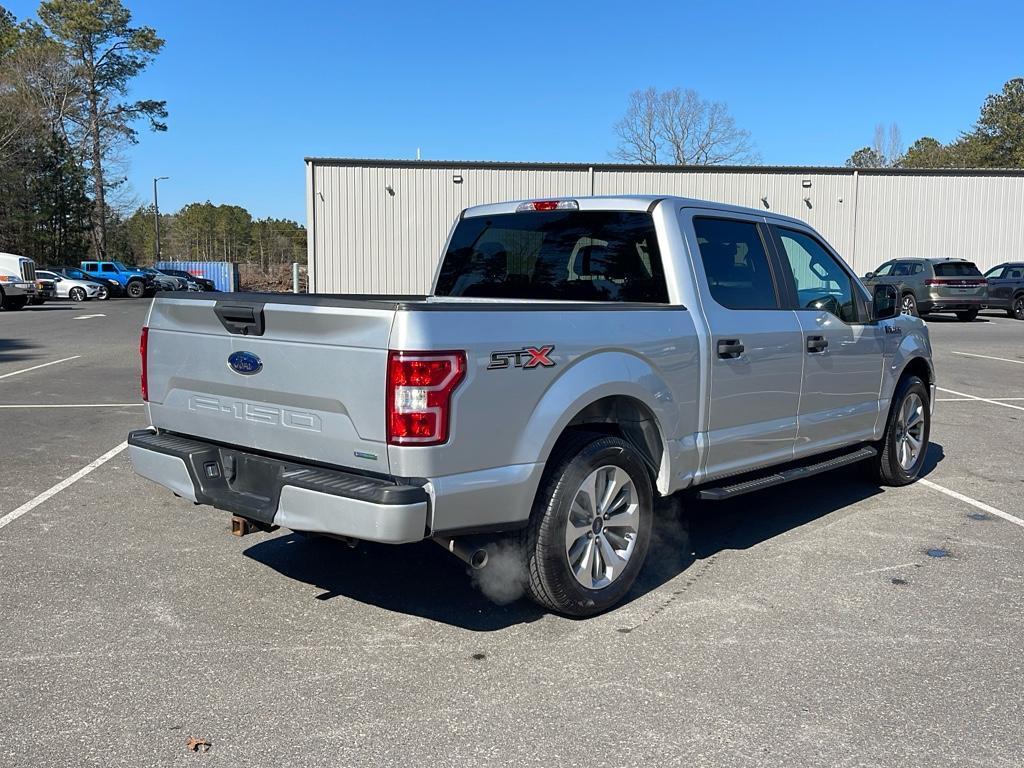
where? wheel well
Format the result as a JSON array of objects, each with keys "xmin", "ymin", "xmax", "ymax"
[
  {"xmin": 554, "ymin": 396, "xmax": 664, "ymax": 486},
  {"xmin": 901, "ymin": 356, "xmax": 933, "ymax": 388}
]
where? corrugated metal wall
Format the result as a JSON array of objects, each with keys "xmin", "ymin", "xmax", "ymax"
[{"xmin": 307, "ymin": 160, "xmax": 1024, "ymax": 293}]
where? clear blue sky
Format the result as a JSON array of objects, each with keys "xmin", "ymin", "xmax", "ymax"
[{"xmin": 6, "ymin": 0, "xmax": 1023, "ymax": 222}]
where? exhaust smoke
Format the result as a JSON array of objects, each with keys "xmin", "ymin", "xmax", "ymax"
[{"xmin": 471, "ymin": 539, "xmax": 528, "ymax": 605}]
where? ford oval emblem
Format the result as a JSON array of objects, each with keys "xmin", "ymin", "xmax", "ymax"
[{"xmin": 228, "ymin": 351, "xmax": 262, "ymax": 375}]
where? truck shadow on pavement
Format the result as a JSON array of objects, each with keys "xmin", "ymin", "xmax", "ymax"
[
  {"xmin": 0, "ymin": 337, "xmax": 37, "ymax": 364},
  {"xmin": 244, "ymin": 442, "xmax": 945, "ymax": 632}
]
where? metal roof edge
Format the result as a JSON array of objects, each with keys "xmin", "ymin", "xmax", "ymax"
[{"xmin": 303, "ymin": 157, "xmax": 1024, "ymax": 177}]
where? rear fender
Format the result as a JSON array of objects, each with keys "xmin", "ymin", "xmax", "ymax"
[{"xmin": 515, "ymin": 351, "xmax": 684, "ymax": 495}]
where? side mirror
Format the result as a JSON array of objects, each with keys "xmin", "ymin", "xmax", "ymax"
[
  {"xmin": 873, "ymin": 284, "xmax": 899, "ymax": 321},
  {"xmin": 864, "ymin": 272, "xmax": 875, "ymax": 279}
]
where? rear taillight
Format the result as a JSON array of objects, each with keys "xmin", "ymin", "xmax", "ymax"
[
  {"xmin": 140, "ymin": 327, "xmax": 149, "ymax": 401},
  {"xmin": 923, "ymin": 279, "xmax": 940, "ymax": 286},
  {"xmin": 386, "ymin": 350, "xmax": 466, "ymax": 446}
]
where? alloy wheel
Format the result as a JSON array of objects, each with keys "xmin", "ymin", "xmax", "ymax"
[
  {"xmin": 564, "ymin": 465, "xmax": 640, "ymax": 589},
  {"xmin": 895, "ymin": 392, "xmax": 925, "ymax": 471},
  {"xmin": 1014, "ymin": 296, "xmax": 1024, "ymax": 320}
]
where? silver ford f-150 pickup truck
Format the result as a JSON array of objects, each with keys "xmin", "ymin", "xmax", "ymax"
[{"xmin": 129, "ymin": 196, "xmax": 934, "ymax": 615}]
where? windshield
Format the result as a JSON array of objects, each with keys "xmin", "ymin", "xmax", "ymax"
[
  {"xmin": 934, "ymin": 261, "xmax": 982, "ymax": 277},
  {"xmin": 113, "ymin": 261, "xmax": 131, "ymax": 271},
  {"xmin": 435, "ymin": 209, "xmax": 668, "ymax": 302}
]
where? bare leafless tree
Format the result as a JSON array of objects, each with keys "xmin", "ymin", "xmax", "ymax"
[
  {"xmin": 870, "ymin": 122, "xmax": 904, "ymax": 167},
  {"xmin": 614, "ymin": 87, "xmax": 758, "ymax": 165}
]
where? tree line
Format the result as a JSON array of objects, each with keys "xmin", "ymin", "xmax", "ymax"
[
  {"xmin": 1, "ymin": 2, "xmax": 306, "ymax": 270},
  {"xmin": 846, "ymin": 78, "xmax": 1024, "ymax": 169},
  {"xmin": 113, "ymin": 202, "xmax": 306, "ymax": 270},
  {"xmin": 0, "ymin": 0, "xmax": 165, "ymax": 264}
]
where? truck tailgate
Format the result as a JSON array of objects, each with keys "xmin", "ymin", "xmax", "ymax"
[{"xmin": 145, "ymin": 296, "xmax": 397, "ymax": 475}]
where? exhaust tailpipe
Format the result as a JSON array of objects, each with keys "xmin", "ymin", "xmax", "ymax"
[{"xmin": 433, "ymin": 536, "xmax": 488, "ymax": 569}]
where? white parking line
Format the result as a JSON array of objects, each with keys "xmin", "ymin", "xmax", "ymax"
[
  {"xmin": 0, "ymin": 442, "xmax": 128, "ymax": 531},
  {"xmin": 0, "ymin": 355, "xmax": 80, "ymax": 381},
  {"xmin": 937, "ymin": 387, "xmax": 1024, "ymax": 413},
  {"xmin": 937, "ymin": 397, "xmax": 1024, "ymax": 402},
  {"xmin": 951, "ymin": 351, "xmax": 1024, "ymax": 365},
  {"xmin": 920, "ymin": 479, "xmax": 1024, "ymax": 530},
  {"xmin": 73, "ymin": 314, "xmax": 106, "ymax": 320},
  {"xmin": 0, "ymin": 403, "xmax": 143, "ymax": 409}
]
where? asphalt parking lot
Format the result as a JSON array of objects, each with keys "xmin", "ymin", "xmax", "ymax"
[{"xmin": 1, "ymin": 300, "xmax": 1022, "ymax": 767}]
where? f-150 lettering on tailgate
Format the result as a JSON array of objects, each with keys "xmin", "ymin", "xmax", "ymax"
[{"xmin": 188, "ymin": 395, "xmax": 323, "ymax": 432}]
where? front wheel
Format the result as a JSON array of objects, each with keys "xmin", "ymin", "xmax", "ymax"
[
  {"xmin": 522, "ymin": 434, "xmax": 653, "ymax": 617},
  {"xmin": 956, "ymin": 308, "xmax": 979, "ymax": 322},
  {"xmin": 867, "ymin": 375, "xmax": 931, "ymax": 486},
  {"xmin": 901, "ymin": 293, "xmax": 918, "ymax": 316},
  {"xmin": 95, "ymin": 285, "xmax": 110, "ymax": 300},
  {"xmin": 69, "ymin": 287, "xmax": 86, "ymax": 302},
  {"xmin": 125, "ymin": 280, "xmax": 145, "ymax": 298}
]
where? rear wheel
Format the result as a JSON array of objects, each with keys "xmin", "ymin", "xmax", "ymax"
[
  {"xmin": 867, "ymin": 375, "xmax": 930, "ymax": 486},
  {"xmin": 69, "ymin": 287, "xmax": 86, "ymax": 302},
  {"xmin": 522, "ymin": 434, "xmax": 653, "ymax": 617},
  {"xmin": 901, "ymin": 293, "xmax": 918, "ymax": 316},
  {"xmin": 126, "ymin": 279, "xmax": 145, "ymax": 298},
  {"xmin": 1011, "ymin": 294, "xmax": 1024, "ymax": 320},
  {"xmin": 956, "ymin": 308, "xmax": 979, "ymax": 322}
]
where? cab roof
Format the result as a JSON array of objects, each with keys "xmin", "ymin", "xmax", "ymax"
[{"xmin": 462, "ymin": 195, "xmax": 808, "ymax": 227}]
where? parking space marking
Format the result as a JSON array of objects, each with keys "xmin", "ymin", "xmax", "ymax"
[
  {"xmin": 937, "ymin": 386, "xmax": 1024, "ymax": 413},
  {"xmin": 920, "ymin": 479, "xmax": 1024, "ymax": 530},
  {"xmin": 0, "ymin": 442, "xmax": 128, "ymax": 531},
  {"xmin": 0, "ymin": 403, "xmax": 143, "ymax": 409},
  {"xmin": 937, "ymin": 397, "xmax": 1024, "ymax": 402},
  {"xmin": 73, "ymin": 314, "xmax": 106, "ymax": 320},
  {"xmin": 0, "ymin": 355, "xmax": 80, "ymax": 381},
  {"xmin": 951, "ymin": 351, "xmax": 1024, "ymax": 365}
]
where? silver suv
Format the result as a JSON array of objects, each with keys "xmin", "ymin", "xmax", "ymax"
[{"xmin": 863, "ymin": 257, "xmax": 987, "ymax": 321}]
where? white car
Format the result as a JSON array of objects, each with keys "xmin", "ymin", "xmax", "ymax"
[{"xmin": 36, "ymin": 270, "xmax": 104, "ymax": 301}]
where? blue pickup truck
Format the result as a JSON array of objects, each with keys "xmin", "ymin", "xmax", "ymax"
[{"xmin": 80, "ymin": 261, "xmax": 155, "ymax": 298}]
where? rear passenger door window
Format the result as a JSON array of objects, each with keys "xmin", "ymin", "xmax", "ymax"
[
  {"xmin": 773, "ymin": 228, "xmax": 860, "ymax": 324},
  {"xmin": 692, "ymin": 217, "xmax": 780, "ymax": 310}
]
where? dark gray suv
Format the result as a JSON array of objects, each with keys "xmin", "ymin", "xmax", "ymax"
[
  {"xmin": 863, "ymin": 258, "xmax": 987, "ymax": 321},
  {"xmin": 984, "ymin": 262, "xmax": 1024, "ymax": 320}
]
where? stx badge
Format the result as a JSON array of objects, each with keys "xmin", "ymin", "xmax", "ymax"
[{"xmin": 487, "ymin": 345, "xmax": 556, "ymax": 370}]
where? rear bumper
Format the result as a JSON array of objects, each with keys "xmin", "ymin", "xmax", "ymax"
[
  {"xmin": 920, "ymin": 298, "xmax": 985, "ymax": 313},
  {"xmin": 127, "ymin": 429, "xmax": 429, "ymax": 544}
]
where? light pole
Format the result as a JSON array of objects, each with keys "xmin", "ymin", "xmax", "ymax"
[{"xmin": 153, "ymin": 176, "xmax": 169, "ymax": 262}]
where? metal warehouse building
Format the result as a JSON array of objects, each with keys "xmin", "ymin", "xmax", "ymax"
[{"xmin": 304, "ymin": 158, "xmax": 1024, "ymax": 294}]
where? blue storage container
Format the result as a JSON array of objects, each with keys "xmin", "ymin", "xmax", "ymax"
[{"xmin": 156, "ymin": 261, "xmax": 239, "ymax": 292}]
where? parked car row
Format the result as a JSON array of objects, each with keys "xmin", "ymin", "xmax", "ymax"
[
  {"xmin": 1, "ymin": 254, "xmax": 219, "ymax": 309},
  {"xmin": 863, "ymin": 258, "xmax": 1024, "ymax": 321}
]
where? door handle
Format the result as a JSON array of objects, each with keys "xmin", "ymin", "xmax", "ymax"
[
  {"xmin": 807, "ymin": 335, "xmax": 828, "ymax": 353},
  {"xmin": 717, "ymin": 339, "xmax": 744, "ymax": 359}
]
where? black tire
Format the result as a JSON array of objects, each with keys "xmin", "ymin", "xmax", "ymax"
[
  {"xmin": 1011, "ymin": 294, "xmax": 1024, "ymax": 321},
  {"xmin": 956, "ymin": 308, "xmax": 979, "ymax": 322},
  {"xmin": 126, "ymin": 279, "xmax": 145, "ymax": 298},
  {"xmin": 522, "ymin": 433, "xmax": 654, "ymax": 617},
  {"xmin": 2, "ymin": 295, "xmax": 28, "ymax": 311},
  {"xmin": 901, "ymin": 293, "xmax": 918, "ymax": 316},
  {"xmin": 69, "ymin": 286, "xmax": 86, "ymax": 302},
  {"xmin": 867, "ymin": 375, "xmax": 931, "ymax": 487}
]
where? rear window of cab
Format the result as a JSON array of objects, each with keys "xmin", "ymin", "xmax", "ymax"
[{"xmin": 435, "ymin": 210, "xmax": 669, "ymax": 303}]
